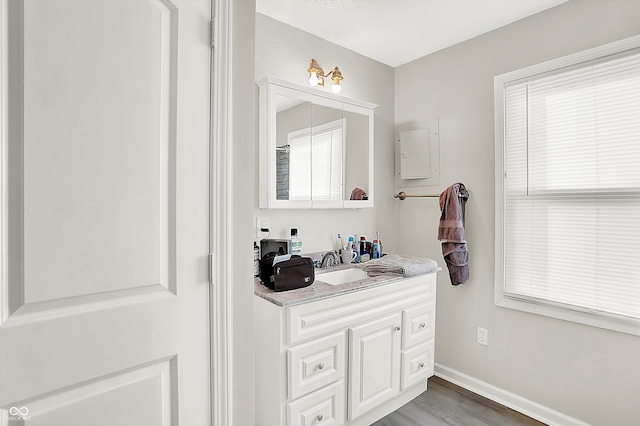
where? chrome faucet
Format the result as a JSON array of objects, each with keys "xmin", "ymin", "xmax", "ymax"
[{"xmin": 320, "ymin": 251, "xmax": 339, "ymax": 268}]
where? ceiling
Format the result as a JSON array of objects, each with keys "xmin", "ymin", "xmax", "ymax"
[{"xmin": 256, "ymin": 0, "xmax": 568, "ymax": 67}]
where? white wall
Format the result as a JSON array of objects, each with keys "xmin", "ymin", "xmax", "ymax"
[
  {"xmin": 394, "ymin": 1, "xmax": 640, "ymax": 425},
  {"xmin": 254, "ymin": 14, "xmax": 397, "ymax": 253}
]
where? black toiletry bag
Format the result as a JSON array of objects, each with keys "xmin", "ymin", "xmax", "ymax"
[{"xmin": 259, "ymin": 253, "xmax": 315, "ymax": 292}]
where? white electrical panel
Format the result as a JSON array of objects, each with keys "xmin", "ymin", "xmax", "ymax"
[
  {"xmin": 400, "ymin": 128, "xmax": 430, "ymax": 179},
  {"xmin": 395, "ymin": 121, "xmax": 440, "ymax": 187}
]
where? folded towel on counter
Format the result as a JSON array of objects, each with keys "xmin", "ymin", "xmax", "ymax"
[
  {"xmin": 438, "ymin": 183, "xmax": 469, "ymax": 285},
  {"xmin": 359, "ymin": 254, "xmax": 439, "ymax": 277}
]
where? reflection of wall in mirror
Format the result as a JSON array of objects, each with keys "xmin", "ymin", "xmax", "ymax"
[{"xmin": 344, "ymin": 110, "xmax": 369, "ymax": 199}]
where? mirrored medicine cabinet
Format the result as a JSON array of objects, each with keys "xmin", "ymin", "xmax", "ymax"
[{"xmin": 257, "ymin": 76, "xmax": 376, "ymax": 209}]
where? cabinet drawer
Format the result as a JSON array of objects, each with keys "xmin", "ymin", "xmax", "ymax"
[
  {"xmin": 287, "ymin": 275, "xmax": 435, "ymax": 345},
  {"xmin": 287, "ymin": 380, "xmax": 345, "ymax": 426},
  {"xmin": 288, "ymin": 332, "xmax": 345, "ymax": 400},
  {"xmin": 401, "ymin": 341, "xmax": 434, "ymax": 390},
  {"xmin": 402, "ymin": 301, "xmax": 435, "ymax": 350}
]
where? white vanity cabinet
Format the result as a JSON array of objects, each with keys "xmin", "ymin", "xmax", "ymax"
[{"xmin": 254, "ymin": 272, "xmax": 437, "ymax": 426}]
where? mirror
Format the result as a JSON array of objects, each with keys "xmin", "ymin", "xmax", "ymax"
[{"xmin": 258, "ymin": 77, "xmax": 375, "ymax": 209}]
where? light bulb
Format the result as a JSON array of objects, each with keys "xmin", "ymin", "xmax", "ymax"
[
  {"xmin": 308, "ymin": 72, "xmax": 319, "ymax": 86},
  {"xmin": 332, "ymin": 83, "xmax": 341, "ymax": 93}
]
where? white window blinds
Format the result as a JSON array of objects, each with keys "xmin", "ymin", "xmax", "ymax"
[
  {"xmin": 502, "ymin": 50, "xmax": 640, "ymax": 323},
  {"xmin": 288, "ymin": 119, "xmax": 344, "ymax": 201}
]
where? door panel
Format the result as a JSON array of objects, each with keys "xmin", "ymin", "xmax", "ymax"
[
  {"xmin": 18, "ymin": 358, "xmax": 173, "ymax": 426},
  {"xmin": 0, "ymin": 0, "xmax": 211, "ymax": 424},
  {"xmin": 22, "ymin": 0, "xmax": 176, "ymax": 303}
]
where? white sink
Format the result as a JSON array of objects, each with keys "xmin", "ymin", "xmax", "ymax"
[{"xmin": 317, "ymin": 268, "xmax": 370, "ymax": 285}]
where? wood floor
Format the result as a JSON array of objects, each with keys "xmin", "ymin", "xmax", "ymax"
[{"xmin": 372, "ymin": 376, "xmax": 546, "ymax": 426}]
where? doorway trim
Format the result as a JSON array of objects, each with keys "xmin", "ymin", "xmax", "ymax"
[{"xmin": 210, "ymin": 0, "xmax": 234, "ymax": 425}]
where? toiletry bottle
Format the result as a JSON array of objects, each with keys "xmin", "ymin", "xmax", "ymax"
[
  {"xmin": 347, "ymin": 236, "xmax": 354, "ymax": 252},
  {"xmin": 290, "ymin": 228, "xmax": 302, "ymax": 256},
  {"xmin": 373, "ymin": 240, "xmax": 380, "ymax": 259},
  {"xmin": 353, "ymin": 235, "xmax": 360, "ymax": 263},
  {"xmin": 253, "ymin": 241, "xmax": 260, "ymax": 276},
  {"xmin": 360, "ymin": 236, "xmax": 370, "ymax": 262}
]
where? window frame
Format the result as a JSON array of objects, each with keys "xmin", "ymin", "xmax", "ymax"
[{"xmin": 494, "ymin": 35, "xmax": 640, "ymax": 336}]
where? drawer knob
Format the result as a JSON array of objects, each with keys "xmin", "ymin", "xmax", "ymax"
[
  {"xmin": 395, "ymin": 326, "xmax": 401, "ymax": 331},
  {"xmin": 317, "ymin": 363, "xmax": 325, "ymax": 370},
  {"xmin": 419, "ymin": 362, "xmax": 425, "ymax": 368},
  {"xmin": 419, "ymin": 322, "xmax": 426, "ymax": 328},
  {"xmin": 316, "ymin": 414, "xmax": 324, "ymax": 422}
]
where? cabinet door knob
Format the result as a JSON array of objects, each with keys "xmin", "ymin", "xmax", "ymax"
[
  {"xmin": 317, "ymin": 362, "xmax": 325, "ymax": 370},
  {"xmin": 419, "ymin": 322, "xmax": 426, "ymax": 328},
  {"xmin": 316, "ymin": 414, "xmax": 324, "ymax": 422},
  {"xmin": 419, "ymin": 362, "xmax": 425, "ymax": 368},
  {"xmin": 395, "ymin": 326, "xmax": 401, "ymax": 331}
]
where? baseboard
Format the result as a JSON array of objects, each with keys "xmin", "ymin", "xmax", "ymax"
[{"xmin": 434, "ymin": 364, "xmax": 590, "ymax": 426}]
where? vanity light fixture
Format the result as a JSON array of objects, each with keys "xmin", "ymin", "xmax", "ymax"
[
  {"xmin": 330, "ymin": 67, "xmax": 343, "ymax": 93},
  {"xmin": 308, "ymin": 58, "xmax": 323, "ymax": 87},
  {"xmin": 307, "ymin": 59, "xmax": 343, "ymax": 93}
]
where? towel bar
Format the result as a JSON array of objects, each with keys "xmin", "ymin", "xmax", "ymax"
[{"xmin": 393, "ymin": 191, "xmax": 469, "ymax": 201}]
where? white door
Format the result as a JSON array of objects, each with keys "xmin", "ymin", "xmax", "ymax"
[
  {"xmin": 0, "ymin": 0, "xmax": 212, "ymax": 424},
  {"xmin": 348, "ymin": 313, "xmax": 401, "ymax": 420}
]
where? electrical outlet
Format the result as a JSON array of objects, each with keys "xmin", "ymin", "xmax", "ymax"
[
  {"xmin": 477, "ymin": 327, "xmax": 488, "ymax": 346},
  {"xmin": 256, "ymin": 217, "xmax": 269, "ymax": 239}
]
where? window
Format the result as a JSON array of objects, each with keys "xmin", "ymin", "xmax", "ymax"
[
  {"xmin": 495, "ymin": 36, "xmax": 640, "ymax": 335},
  {"xmin": 288, "ymin": 119, "xmax": 344, "ymax": 201}
]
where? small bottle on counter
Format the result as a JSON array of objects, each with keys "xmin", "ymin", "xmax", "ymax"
[
  {"xmin": 290, "ymin": 228, "xmax": 302, "ymax": 256},
  {"xmin": 373, "ymin": 240, "xmax": 380, "ymax": 259},
  {"xmin": 359, "ymin": 236, "xmax": 370, "ymax": 262}
]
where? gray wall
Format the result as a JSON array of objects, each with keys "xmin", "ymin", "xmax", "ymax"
[
  {"xmin": 254, "ymin": 13, "xmax": 396, "ymax": 253},
  {"xmin": 394, "ymin": 1, "xmax": 640, "ymax": 424}
]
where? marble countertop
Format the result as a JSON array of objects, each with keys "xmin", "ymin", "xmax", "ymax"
[{"xmin": 254, "ymin": 264, "xmax": 408, "ymax": 307}]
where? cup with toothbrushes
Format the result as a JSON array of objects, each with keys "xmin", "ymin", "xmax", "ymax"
[{"xmin": 340, "ymin": 248, "xmax": 357, "ymax": 264}]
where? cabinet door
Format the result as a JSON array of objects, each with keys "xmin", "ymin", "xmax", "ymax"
[{"xmin": 348, "ymin": 313, "xmax": 402, "ymax": 420}]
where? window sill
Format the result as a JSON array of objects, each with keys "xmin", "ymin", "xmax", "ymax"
[{"xmin": 495, "ymin": 295, "xmax": 640, "ymax": 336}]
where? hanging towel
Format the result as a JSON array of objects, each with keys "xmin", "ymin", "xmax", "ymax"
[
  {"xmin": 350, "ymin": 187, "xmax": 367, "ymax": 200},
  {"xmin": 438, "ymin": 183, "xmax": 469, "ymax": 285}
]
